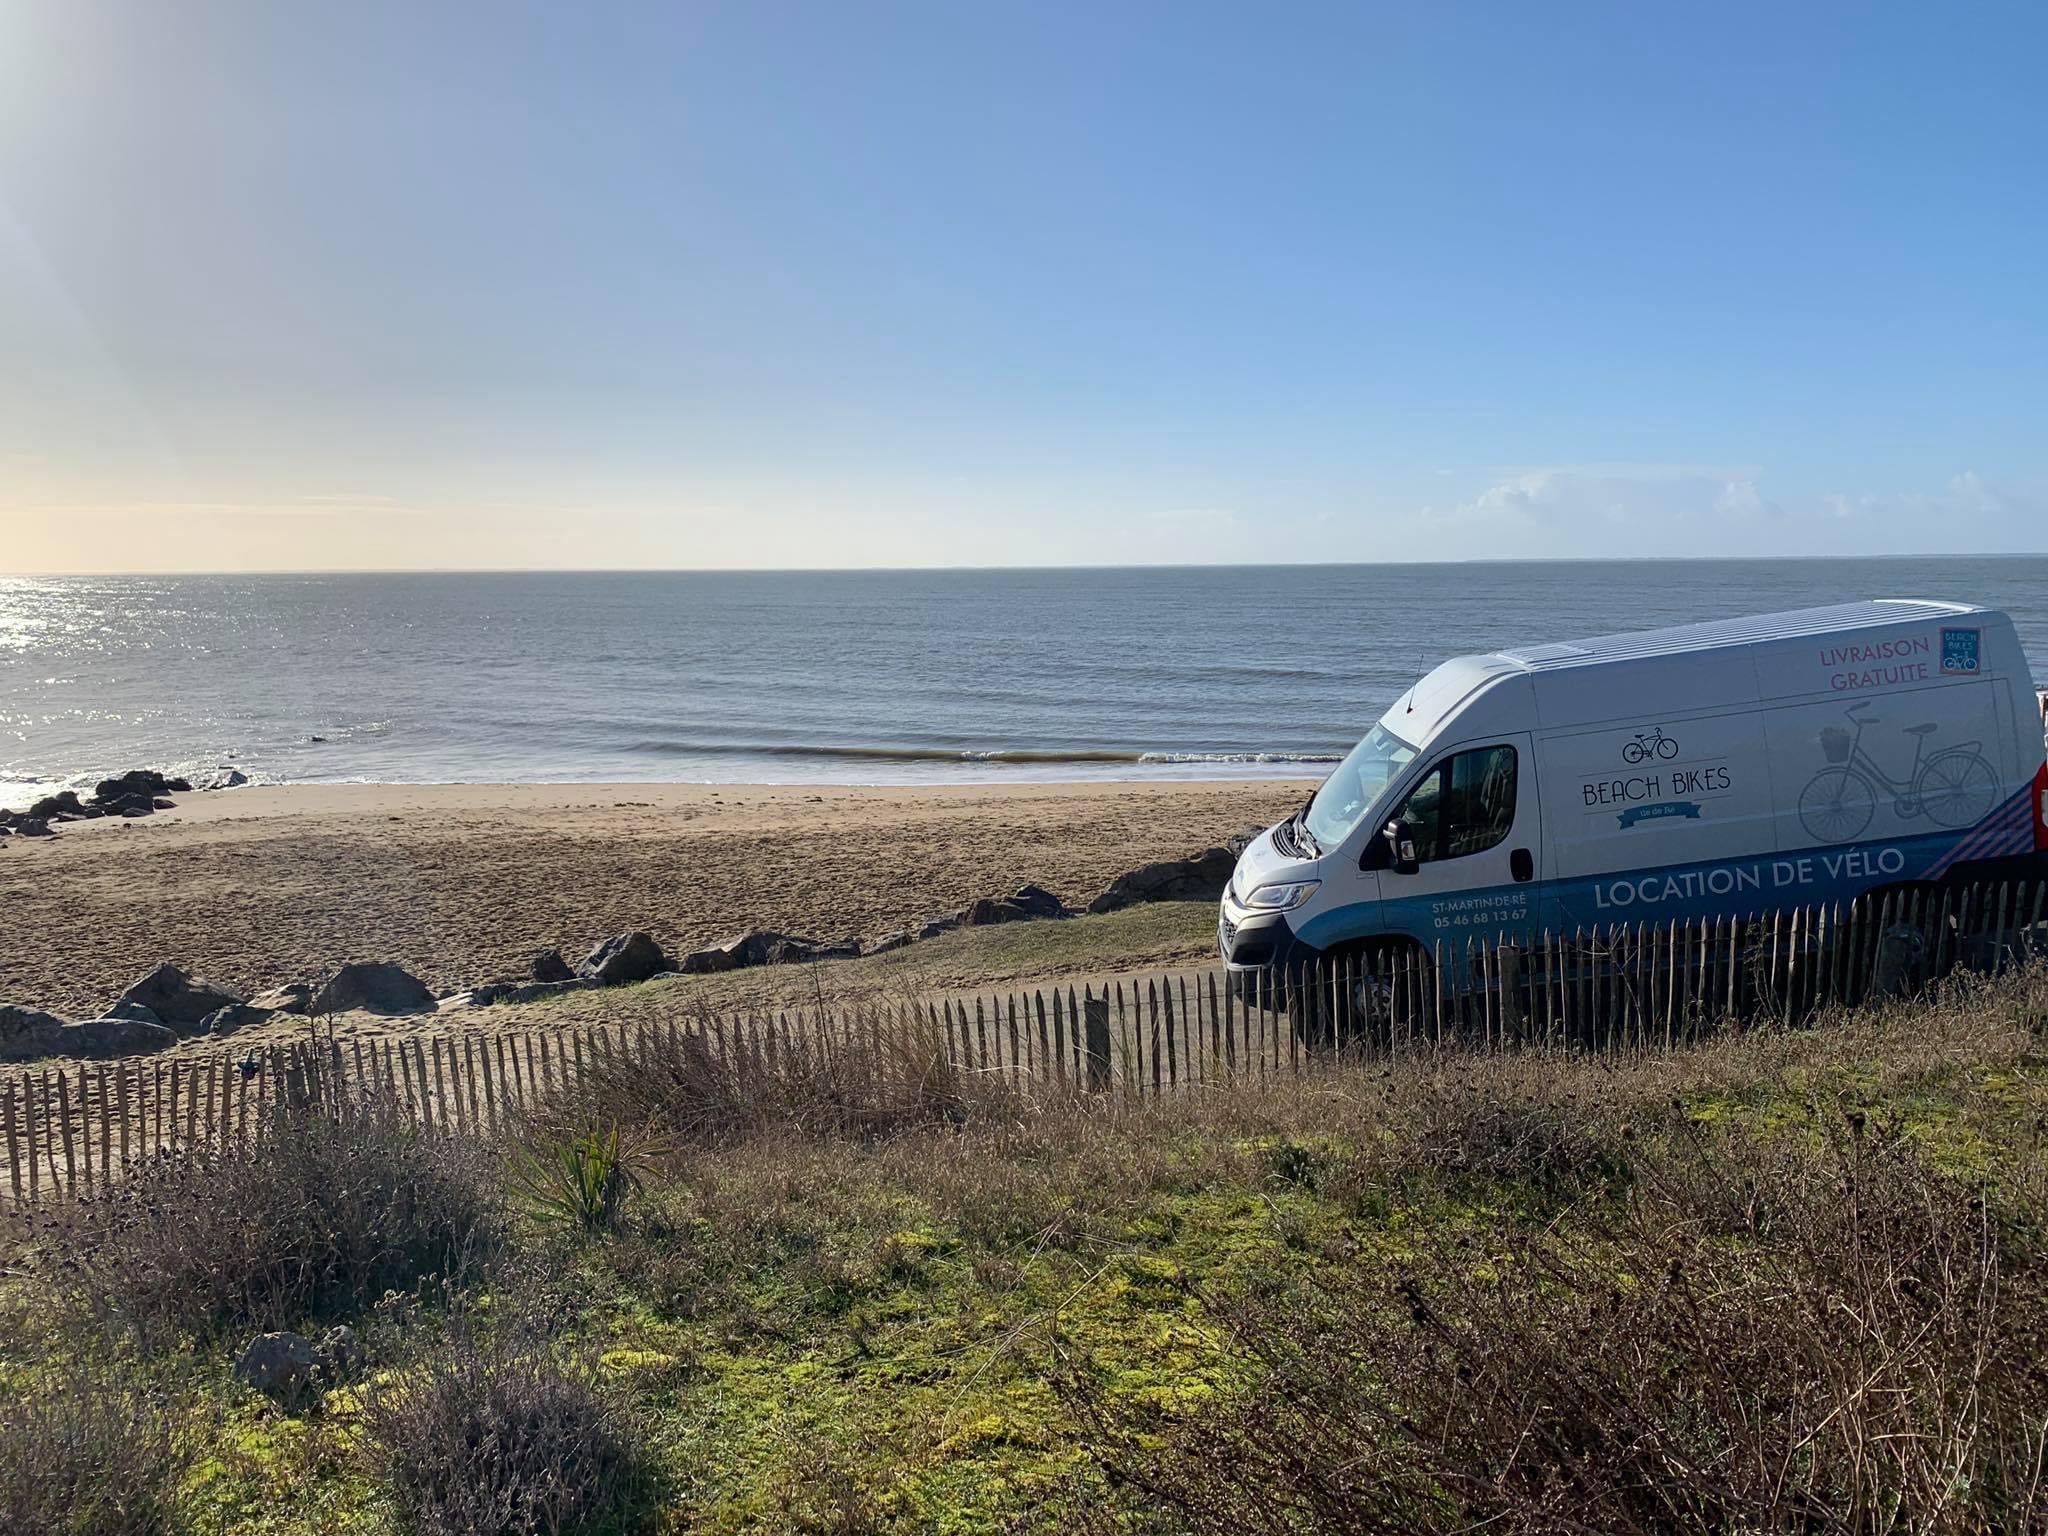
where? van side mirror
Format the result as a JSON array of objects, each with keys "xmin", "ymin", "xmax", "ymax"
[{"xmin": 1385, "ymin": 820, "xmax": 1419, "ymax": 876}]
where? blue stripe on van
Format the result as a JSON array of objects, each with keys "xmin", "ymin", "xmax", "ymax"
[{"xmin": 1292, "ymin": 786, "xmax": 2037, "ymax": 954}]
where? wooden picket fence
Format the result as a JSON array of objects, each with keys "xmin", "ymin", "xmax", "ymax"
[{"xmin": 3, "ymin": 875, "xmax": 2044, "ymax": 1205}]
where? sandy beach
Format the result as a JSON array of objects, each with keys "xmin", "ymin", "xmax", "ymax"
[{"xmin": 0, "ymin": 780, "xmax": 1306, "ymax": 1023}]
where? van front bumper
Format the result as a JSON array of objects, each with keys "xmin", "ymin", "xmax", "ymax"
[{"xmin": 1218, "ymin": 906, "xmax": 1315, "ymax": 978}]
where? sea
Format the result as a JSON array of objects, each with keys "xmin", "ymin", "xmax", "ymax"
[{"xmin": 4, "ymin": 558, "xmax": 2047, "ymax": 809}]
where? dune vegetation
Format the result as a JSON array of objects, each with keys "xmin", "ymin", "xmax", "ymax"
[{"xmin": 2, "ymin": 963, "xmax": 2045, "ymax": 1535}]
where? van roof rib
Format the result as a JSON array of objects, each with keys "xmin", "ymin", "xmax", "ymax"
[{"xmin": 1494, "ymin": 598, "xmax": 1981, "ymax": 672}]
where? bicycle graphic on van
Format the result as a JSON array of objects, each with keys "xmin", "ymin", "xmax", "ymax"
[
  {"xmin": 1797, "ymin": 702, "xmax": 1998, "ymax": 843},
  {"xmin": 1622, "ymin": 727, "xmax": 1679, "ymax": 764}
]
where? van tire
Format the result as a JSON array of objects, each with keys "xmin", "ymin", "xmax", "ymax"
[{"xmin": 1291, "ymin": 941, "xmax": 1429, "ymax": 1051}]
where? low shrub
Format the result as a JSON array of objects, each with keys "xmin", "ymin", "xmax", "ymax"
[
  {"xmin": 54, "ymin": 1107, "xmax": 497, "ymax": 1343},
  {"xmin": 1072, "ymin": 1117, "xmax": 2048, "ymax": 1534},
  {"xmin": 364, "ymin": 1334, "xmax": 648, "ymax": 1536},
  {"xmin": 542, "ymin": 1008, "xmax": 1009, "ymax": 1149},
  {"xmin": 0, "ymin": 1371, "xmax": 182, "ymax": 1536}
]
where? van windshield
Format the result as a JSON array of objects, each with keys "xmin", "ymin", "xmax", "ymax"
[{"xmin": 1304, "ymin": 721, "xmax": 1418, "ymax": 849}]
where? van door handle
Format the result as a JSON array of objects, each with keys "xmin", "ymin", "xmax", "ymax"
[{"xmin": 1510, "ymin": 848, "xmax": 1534, "ymax": 883}]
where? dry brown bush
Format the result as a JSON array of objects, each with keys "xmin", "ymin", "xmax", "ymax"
[
  {"xmin": 1067, "ymin": 1095, "xmax": 2048, "ymax": 1534},
  {"xmin": 363, "ymin": 1328, "xmax": 648, "ymax": 1536},
  {"xmin": 44, "ymin": 1108, "xmax": 498, "ymax": 1344},
  {"xmin": 0, "ymin": 1369, "xmax": 183, "ymax": 1536}
]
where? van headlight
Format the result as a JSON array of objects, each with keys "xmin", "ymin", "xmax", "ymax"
[{"xmin": 1239, "ymin": 879, "xmax": 1321, "ymax": 911}]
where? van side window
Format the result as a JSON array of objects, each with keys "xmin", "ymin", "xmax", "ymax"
[{"xmin": 1393, "ymin": 745, "xmax": 1518, "ymax": 863}]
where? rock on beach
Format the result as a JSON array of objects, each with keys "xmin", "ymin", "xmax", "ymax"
[
  {"xmin": 115, "ymin": 962, "xmax": 245, "ymax": 1033},
  {"xmin": 309, "ymin": 962, "xmax": 437, "ymax": 1017}
]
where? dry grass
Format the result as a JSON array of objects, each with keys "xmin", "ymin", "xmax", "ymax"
[
  {"xmin": 2, "ymin": 963, "xmax": 2043, "ymax": 1534},
  {"xmin": 36, "ymin": 1107, "xmax": 499, "ymax": 1346},
  {"xmin": 0, "ymin": 1369, "xmax": 183, "ymax": 1536},
  {"xmin": 363, "ymin": 1326, "xmax": 649, "ymax": 1536}
]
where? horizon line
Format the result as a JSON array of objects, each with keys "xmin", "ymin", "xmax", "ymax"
[{"xmin": 5, "ymin": 551, "xmax": 2046, "ymax": 580}]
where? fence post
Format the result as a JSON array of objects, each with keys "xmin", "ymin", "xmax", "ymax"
[
  {"xmin": 4, "ymin": 1081, "xmax": 19, "ymax": 1203},
  {"xmin": 1083, "ymin": 993, "xmax": 1111, "ymax": 1092},
  {"xmin": 55, "ymin": 1071, "xmax": 76, "ymax": 1199}
]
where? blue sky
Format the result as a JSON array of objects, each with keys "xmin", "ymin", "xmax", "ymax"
[{"xmin": 2, "ymin": 1, "xmax": 2042, "ymax": 570}]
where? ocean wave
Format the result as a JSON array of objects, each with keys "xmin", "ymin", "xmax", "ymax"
[
  {"xmin": 1137, "ymin": 751, "xmax": 1343, "ymax": 765},
  {"xmin": 625, "ymin": 741, "xmax": 1339, "ymax": 767}
]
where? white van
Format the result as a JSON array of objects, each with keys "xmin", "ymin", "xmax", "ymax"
[{"xmin": 1220, "ymin": 600, "xmax": 2048, "ymax": 981}]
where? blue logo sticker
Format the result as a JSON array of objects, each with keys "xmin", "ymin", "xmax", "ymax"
[
  {"xmin": 1618, "ymin": 801, "xmax": 1703, "ymax": 830},
  {"xmin": 1940, "ymin": 627, "xmax": 1981, "ymax": 674}
]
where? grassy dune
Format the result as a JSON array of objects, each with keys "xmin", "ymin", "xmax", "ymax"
[{"xmin": 4, "ymin": 967, "xmax": 2046, "ymax": 1534}]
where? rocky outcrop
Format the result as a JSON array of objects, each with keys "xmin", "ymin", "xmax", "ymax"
[
  {"xmin": 55, "ymin": 1018, "xmax": 177, "ymax": 1058},
  {"xmin": 92, "ymin": 769, "xmax": 188, "ymax": 804},
  {"xmin": 0, "ymin": 1004, "xmax": 172, "ymax": 1060},
  {"xmin": 104, "ymin": 999, "xmax": 163, "ymax": 1024},
  {"xmin": 679, "ymin": 929, "xmax": 859, "ymax": 974},
  {"xmin": 310, "ymin": 962, "xmax": 437, "ymax": 1017},
  {"xmin": 959, "ymin": 883, "xmax": 1070, "ymax": 927},
  {"xmin": 1087, "ymin": 847, "xmax": 1239, "ymax": 914},
  {"xmin": 0, "ymin": 1004, "xmax": 71, "ymax": 1061},
  {"xmin": 531, "ymin": 948, "xmax": 574, "ymax": 984},
  {"xmin": 115, "ymin": 962, "xmax": 245, "ymax": 1032},
  {"xmin": 580, "ymin": 932, "xmax": 673, "ymax": 986}
]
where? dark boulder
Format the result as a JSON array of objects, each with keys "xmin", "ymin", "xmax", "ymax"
[
  {"xmin": 248, "ymin": 983, "xmax": 313, "ymax": 1015},
  {"xmin": 28, "ymin": 791, "xmax": 86, "ymax": 819},
  {"xmin": 55, "ymin": 1018, "xmax": 177, "ymax": 1058},
  {"xmin": 917, "ymin": 916, "xmax": 960, "ymax": 941},
  {"xmin": 13, "ymin": 817, "xmax": 53, "ymax": 837},
  {"xmin": 1087, "ymin": 847, "xmax": 1239, "ymax": 914},
  {"xmin": 234, "ymin": 1332, "xmax": 319, "ymax": 1400},
  {"xmin": 92, "ymin": 769, "xmax": 177, "ymax": 805},
  {"xmin": 677, "ymin": 944, "xmax": 738, "ymax": 976},
  {"xmin": 115, "ymin": 962, "xmax": 245, "ymax": 1031},
  {"xmin": 0, "ymin": 1004, "xmax": 71, "ymax": 1062},
  {"xmin": 530, "ymin": 948, "xmax": 574, "ymax": 984},
  {"xmin": 104, "ymin": 998, "xmax": 163, "ymax": 1025},
  {"xmin": 202, "ymin": 1003, "xmax": 277, "ymax": 1037},
  {"xmin": 865, "ymin": 932, "xmax": 912, "ymax": 956},
  {"xmin": 959, "ymin": 883, "xmax": 1071, "ymax": 927},
  {"xmin": 677, "ymin": 929, "xmax": 856, "ymax": 973},
  {"xmin": 580, "ymin": 932, "xmax": 674, "ymax": 986},
  {"xmin": 151, "ymin": 797, "xmax": 176, "ymax": 810},
  {"xmin": 310, "ymin": 962, "xmax": 438, "ymax": 1017}
]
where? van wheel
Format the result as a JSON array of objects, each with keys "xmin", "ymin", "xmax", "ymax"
[
  {"xmin": 1291, "ymin": 943, "xmax": 1427, "ymax": 1051},
  {"xmin": 1847, "ymin": 883, "xmax": 1942, "ymax": 998}
]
